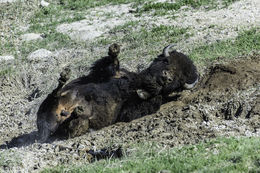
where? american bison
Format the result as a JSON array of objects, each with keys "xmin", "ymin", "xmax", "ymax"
[{"xmin": 37, "ymin": 44, "xmax": 199, "ymax": 141}]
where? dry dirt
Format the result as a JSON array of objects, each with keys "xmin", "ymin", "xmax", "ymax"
[{"xmin": 0, "ymin": 53, "xmax": 259, "ymax": 172}]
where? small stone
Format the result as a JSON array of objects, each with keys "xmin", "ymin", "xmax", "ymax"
[
  {"xmin": 27, "ymin": 49, "xmax": 53, "ymax": 61},
  {"xmin": 40, "ymin": 0, "xmax": 49, "ymax": 7},
  {"xmin": 0, "ymin": 55, "xmax": 14, "ymax": 62},
  {"xmin": 54, "ymin": 145, "xmax": 60, "ymax": 152},
  {"xmin": 21, "ymin": 33, "xmax": 43, "ymax": 42},
  {"xmin": 0, "ymin": 0, "xmax": 17, "ymax": 3}
]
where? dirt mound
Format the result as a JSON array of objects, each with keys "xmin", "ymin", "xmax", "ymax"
[{"xmin": 0, "ymin": 54, "xmax": 259, "ymax": 172}]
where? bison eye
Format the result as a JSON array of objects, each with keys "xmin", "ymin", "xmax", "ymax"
[
  {"xmin": 60, "ymin": 110, "xmax": 70, "ymax": 117},
  {"xmin": 167, "ymin": 77, "xmax": 173, "ymax": 82},
  {"xmin": 163, "ymin": 58, "xmax": 169, "ymax": 64}
]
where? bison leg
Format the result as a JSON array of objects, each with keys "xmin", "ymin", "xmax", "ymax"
[{"xmin": 67, "ymin": 106, "xmax": 90, "ymax": 138}]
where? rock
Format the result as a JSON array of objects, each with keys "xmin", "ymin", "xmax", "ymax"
[
  {"xmin": 0, "ymin": 0, "xmax": 16, "ymax": 3},
  {"xmin": 21, "ymin": 33, "xmax": 43, "ymax": 42},
  {"xmin": 27, "ymin": 49, "xmax": 53, "ymax": 62},
  {"xmin": 56, "ymin": 4, "xmax": 133, "ymax": 41},
  {"xmin": 0, "ymin": 55, "xmax": 14, "ymax": 62},
  {"xmin": 40, "ymin": 0, "xmax": 49, "ymax": 7}
]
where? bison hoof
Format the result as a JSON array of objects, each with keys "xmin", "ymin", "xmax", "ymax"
[{"xmin": 59, "ymin": 67, "xmax": 71, "ymax": 83}]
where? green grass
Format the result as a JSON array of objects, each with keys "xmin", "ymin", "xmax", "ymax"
[
  {"xmin": 113, "ymin": 24, "xmax": 188, "ymax": 46},
  {"xmin": 0, "ymin": 67, "xmax": 14, "ymax": 77},
  {"xmin": 0, "ymin": 0, "xmax": 251, "ymax": 63},
  {"xmin": 0, "ymin": 0, "xmax": 36, "ymax": 56},
  {"xmin": 0, "ymin": 150, "xmax": 21, "ymax": 171},
  {"xmin": 136, "ymin": 0, "xmax": 240, "ymax": 16},
  {"xmin": 0, "ymin": 1, "xmax": 83, "ymax": 59},
  {"xmin": 190, "ymin": 27, "xmax": 260, "ymax": 62},
  {"xmin": 42, "ymin": 137, "xmax": 260, "ymax": 173},
  {"xmin": 56, "ymin": 0, "xmax": 146, "ymax": 10}
]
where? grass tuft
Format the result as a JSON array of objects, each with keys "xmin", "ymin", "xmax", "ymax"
[
  {"xmin": 190, "ymin": 27, "xmax": 260, "ymax": 61},
  {"xmin": 137, "ymin": 0, "xmax": 240, "ymax": 16},
  {"xmin": 97, "ymin": 22, "xmax": 189, "ymax": 61},
  {"xmin": 41, "ymin": 137, "xmax": 260, "ymax": 173},
  {"xmin": 0, "ymin": 150, "xmax": 21, "ymax": 171},
  {"xmin": 55, "ymin": 0, "xmax": 146, "ymax": 10}
]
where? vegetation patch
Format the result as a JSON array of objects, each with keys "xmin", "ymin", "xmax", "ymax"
[
  {"xmin": 190, "ymin": 27, "xmax": 260, "ymax": 62},
  {"xmin": 97, "ymin": 22, "xmax": 189, "ymax": 62},
  {"xmin": 136, "ymin": 0, "xmax": 240, "ymax": 15},
  {"xmin": 0, "ymin": 150, "xmax": 21, "ymax": 171},
  {"xmin": 56, "ymin": 0, "xmax": 146, "ymax": 10},
  {"xmin": 0, "ymin": 66, "xmax": 14, "ymax": 77},
  {"xmin": 42, "ymin": 137, "xmax": 260, "ymax": 173}
]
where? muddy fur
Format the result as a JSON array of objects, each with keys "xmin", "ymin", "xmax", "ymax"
[
  {"xmin": 52, "ymin": 70, "xmax": 141, "ymax": 138},
  {"xmin": 116, "ymin": 94, "xmax": 163, "ymax": 122},
  {"xmin": 36, "ymin": 68, "xmax": 72, "ymax": 142}
]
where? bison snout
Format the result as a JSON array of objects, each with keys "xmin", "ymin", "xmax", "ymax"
[
  {"xmin": 60, "ymin": 110, "xmax": 70, "ymax": 117},
  {"xmin": 162, "ymin": 70, "xmax": 173, "ymax": 83}
]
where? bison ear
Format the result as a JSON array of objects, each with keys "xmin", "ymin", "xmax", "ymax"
[{"xmin": 162, "ymin": 58, "xmax": 169, "ymax": 64}]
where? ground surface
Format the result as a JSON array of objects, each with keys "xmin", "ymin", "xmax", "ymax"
[
  {"xmin": 1, "ymin": 53, "xmax": 259, "ymax": 172},
  {"xmin": 0, "ymin": 0, "xmax": 259, "ymax": 172}
]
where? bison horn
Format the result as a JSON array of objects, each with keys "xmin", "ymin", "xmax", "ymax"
[
  {"xmin": 184, "ymin": 75, "xmax": 199, "ymax": 89},
  {"xmin": 163, "ymin": 44, "xmax": 176, "ymax": 57}
]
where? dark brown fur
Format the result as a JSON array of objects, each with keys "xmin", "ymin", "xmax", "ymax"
[
  {"xmin": 117, "ymin": 44, "xmax": 199, "ymax": 122},
  {"xmin": 37, "ymin": 44, "xmax": 199, "ymax": 140},
  {"xmin": 36, "ymin": 44, "xmax": 122, "ymax": 142},
  {"xmin": 62, "ymin": 43, "xmax": 121, "ymax": 91},
  {"xmin": 136, "ymin": 44, "xmax": 199, "ymax": 99},
  {"xmin": 50, "ymin": 70, "xmax": 139, "ymax": 139}
]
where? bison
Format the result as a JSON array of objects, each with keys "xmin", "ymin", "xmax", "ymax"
[{"xmin": 36, "ymin": 44, "xmax": 199, "ymax": 141}]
